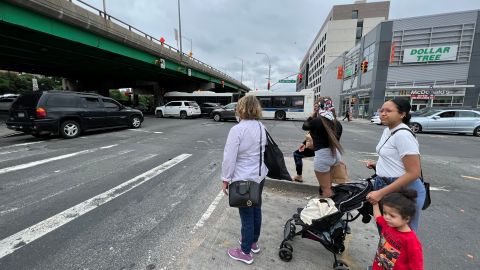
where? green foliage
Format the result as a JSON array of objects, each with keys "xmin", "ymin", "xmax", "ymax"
[
  {"xmin": 109, "ymin": 89, "xmax": 128, "ymax": 102},
  {"xmin": 0, "ymin": 72, "xmax": 62, "ymax": 95}
]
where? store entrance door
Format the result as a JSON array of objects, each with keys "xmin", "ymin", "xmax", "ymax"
[{"xmin": 411, "ymin": 99, "xmax": 429, "ymax": 111}]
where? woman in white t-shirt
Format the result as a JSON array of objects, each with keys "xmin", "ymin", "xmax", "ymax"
[{"xmin": 366, "ymin": 98, "xmax": 426, "ymax": 232}]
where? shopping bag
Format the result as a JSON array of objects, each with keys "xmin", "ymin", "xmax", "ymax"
[
  {"xmin": 330, "ymin": 161, "xmax": 348, "ymax": 184},
  {"xmin": 264, "ymin": 130, "xmax": 292, "ymax": 181}
]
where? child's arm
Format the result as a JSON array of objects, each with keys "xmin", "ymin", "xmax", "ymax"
[{"xmin": 373, "ymin": 202, "xmax": 381, "ymax": 218}]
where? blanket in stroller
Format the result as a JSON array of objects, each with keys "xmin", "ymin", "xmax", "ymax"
[{"xmin": 300, "ymin": 198, "xmax": 339, "ymax": 225}]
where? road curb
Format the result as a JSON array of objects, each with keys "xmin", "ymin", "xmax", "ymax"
[{"xmin": 265, "ymin": 178, "xmax": 318, "ymax": 195}]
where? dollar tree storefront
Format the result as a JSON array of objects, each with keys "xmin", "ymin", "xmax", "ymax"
[{"xmin": 340, "ymin": 10, "xmax": 480, "ymax": 118}]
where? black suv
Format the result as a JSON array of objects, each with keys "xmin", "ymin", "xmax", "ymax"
[{"xmin": 6, "ymin": 91, "xmax": 143, "ymax": 139}]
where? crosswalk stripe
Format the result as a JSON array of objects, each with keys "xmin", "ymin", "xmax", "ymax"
[
  {"xmin": 0, "ymin": 144, "xmax": 118, "ymax": 175},
  {"xmin": 0, "ymin": 153, "xmax": 191, "ymax": 259}
]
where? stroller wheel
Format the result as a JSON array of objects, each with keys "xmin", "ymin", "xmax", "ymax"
[
  {"xmin": 279, "ymin": 247, "xmax": 293, "ymax": 262},
  {"xmin": 333, "ymin": 259, "xmax": 349, "ymax": 270},
  {"xmin": 282, "ymin": 241, "xmax": 293, "ymax": 252}
]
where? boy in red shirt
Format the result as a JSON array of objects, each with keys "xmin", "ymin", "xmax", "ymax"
[{"xmin": 370, "ymin": 189, "xmax": 423, "ymax": 270}]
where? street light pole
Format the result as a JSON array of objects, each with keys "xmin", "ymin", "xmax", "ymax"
[
  {"xmin": 177, "ymin": 0, "xmax": 183, "ymax": 61},
  {"xmin": 235, "ymin": 57, "xmax": 244, "ymax": 85},
  {"xmin": 102, "ymin": 0, "xmax": 107, "ymax": 18},
  {"xmin": 256, "ymin": 52, "xmax": 271, "ymax": 90},
  {"xmin": 182, "ymin": 35, "xmax": 193, "ymax": 56},
  {"xmin": 332, "ymin": 55, "xmax": 359, "ymax": 117}
]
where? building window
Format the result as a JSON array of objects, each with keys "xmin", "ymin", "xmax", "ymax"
[
  {"xmin": 356, "ymin": 27, "xmax": 363, "ymax": 39},
  {"xmin": 352, "ymin": 10, "xmax": 358, "ymax": 19}
]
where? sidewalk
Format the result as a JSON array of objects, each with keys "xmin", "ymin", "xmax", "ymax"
[{"xmin": 183, "ymin": 157, "xmax": 379, "ymax": 270}]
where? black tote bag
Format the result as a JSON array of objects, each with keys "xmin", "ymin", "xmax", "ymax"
[{"xmin": 264, "ymin": 130, "xmax": 292, "ymax": 181}]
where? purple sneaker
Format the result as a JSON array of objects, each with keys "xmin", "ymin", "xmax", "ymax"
[
  {"xmin": 238, "ymin": 239, "xmax": 260, "ymax": 254},
  {"xmin": 227, "ymin": 248, "xmax": 253, "ymax": 264}
]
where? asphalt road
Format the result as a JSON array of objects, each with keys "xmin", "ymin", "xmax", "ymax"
[{"xmin": 0, "ymin": 116, "xmax": 479, "ymax": 269}]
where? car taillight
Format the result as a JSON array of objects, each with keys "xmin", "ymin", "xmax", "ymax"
[{"xmin": 36, "ymin": 107, "xmax": 47, "ymax": 118}]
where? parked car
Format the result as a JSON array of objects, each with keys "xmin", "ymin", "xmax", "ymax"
[
  {"xmin": 211, "ymin": 102, "xmax": 237, "ymax": 122},
  {"xmin": 200, "ymin": 102, "xmax": 221, "ymax": 117},
  {"xmin": 409, "ymin": 109, "xmax": 480, "ymax": 136},
  {"xmin": 0, "ymin": 95, "xmax": 19, "ymax": 111},
  {"xmin": 370, "ymin": 115, "xmax": 382, "ymax": 125},
  {"xmin": 6, "ymin": 91, "xmax": 143, "ymax": 139},
  {"xmin": 154, "ymin": 100, "xmax": 201, "ymax": 119}
]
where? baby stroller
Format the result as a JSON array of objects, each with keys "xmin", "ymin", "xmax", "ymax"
[{"xmin": 278, "ymin": 175, "xmax": 375, "ymax": 270}]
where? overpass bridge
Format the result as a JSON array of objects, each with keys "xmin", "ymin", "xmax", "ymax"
[{"xmin": 0, "ymin": 0, "xmax": 250, "ymax": 103}]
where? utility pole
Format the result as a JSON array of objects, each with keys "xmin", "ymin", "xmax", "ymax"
[
  {"xmin": 235, "ymin": 57, "xmax": 244, "ymax": 85},
  {"xmin": 256, "ymin": 52, "xmax": 271, "ymax": 90},
  {"xmin": 177, "ymin": 0, "xmax": 183, "ymax": 61}
]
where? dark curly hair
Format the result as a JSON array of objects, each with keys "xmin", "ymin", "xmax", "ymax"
[{"xmin": 381, "ymin": 189, "xmax": 418, "ymax": 220}]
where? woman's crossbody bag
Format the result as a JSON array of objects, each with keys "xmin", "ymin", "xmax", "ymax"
[
  {"xmin": 377, "ymin": 128, "xmax": 431, "ymax": 210},
  {"xmin": 228, "ymin": 124, "xmax": 263, "ymax": 207}
]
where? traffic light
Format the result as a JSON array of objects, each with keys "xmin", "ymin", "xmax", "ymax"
[
  {"xmin": 337, "ymin": 65, "xmax": 344, "ymax": 80},
  {"xmin": 221, "ymin": 80, "xmax": 225, "ymax": 88},
  {"xmin": 297, "ymin": 73, "xmax": 303, "ymax": 83},
  {"xmin": 361, "ymin": 60, "xmax": 369, "ymax": 73}
]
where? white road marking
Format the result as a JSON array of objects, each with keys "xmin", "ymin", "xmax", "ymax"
[
  {"xmin": 0, "ymin": 148, "xmax": 29, "ymax": 155},
  {"xmin": 0, "ymin": 144, "xmax": 118, "ymax": 175},
  {"xmin": 190, "ymin": 190, "xmax": 225, "ymax": 234},
  {"xmin": 0, "ymin": 141, "xmax": 42, "ymax": 150},
  {"xmin": 0, "ymin": 153, "xmax": 191, "ymax": 259},
  {"xmin": 430, "ymin": 186, "xmax": 449, "ymax": 191},
  {"xmin": 461, "ymin": 175, "xmax": 480, "ymax": 181},
  {"xmin": 128, "ymin": 129, "xmax": 163, "ymax": 134}
]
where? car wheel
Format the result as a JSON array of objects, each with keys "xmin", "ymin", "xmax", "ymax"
[
  {"xmin": 410, "ymin": 123, "xmax": 422, "ymax": 133},
  {"xmin": 156, "ymin": 110, "xmax": 163, "ymax": 118},
  {"xmin": 60, "ymin": 120, "xmax": 80, "ymax": 139},
  {"xmin": 474, "ymin": 126, "xmax": 480, "ymax": 137},
  {"xmin": 213, "ymin": 113, "xmax": 221, "ymax": 122},
  {"xmin": 275, "ymin": 110, "xmax": 286, "ymax": 120},
  {"xmin": 180, "ymin": 111, "xmax": 187, "ymax": 119},
  {"xmin": 130, "ymin": 115, "xmax": 142, "ymax": 128}
]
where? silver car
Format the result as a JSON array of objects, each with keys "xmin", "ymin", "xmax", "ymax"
[{"xmin": 409, "ymin": 109, "xmax": 480, "ymax": 136}]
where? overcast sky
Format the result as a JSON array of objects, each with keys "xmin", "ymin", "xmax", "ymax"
[{"xmin": 82, "ymin": 0, "xmax": 479, "ymax": 91}]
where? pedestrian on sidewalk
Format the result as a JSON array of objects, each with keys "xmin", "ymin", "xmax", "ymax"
[
  {"xmin": 366, "ymin": 98, "xmax": 425, "ymax": 232},
  {"xmin": 221, "ymin": 95, "xmax": 268, "ymax": 265},
  {"xmin": 370, "ymin": 189, "xmax": 424, "ymax": 269},
  {"xmin": 342, "ymin": 110, "xmax": 350, "ymax": 121},
  {"xmin": 302, "ymin": 97, "xmax": 343, "ymax": 198},
  {"xmin": 292, "ymin": 101, "xmax": 320, "ymax": 182}
]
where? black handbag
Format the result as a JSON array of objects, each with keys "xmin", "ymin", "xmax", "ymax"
[
  {"xmin": 228, "ymin": 180, "xmax": 262, "ymax": 207},
  {"xmin": 420, "ymin": 171, "xmax": 431, "ymax": 210},
  {"xmin": 228, "ymin": 123, "xmax": 265, "ymax": 207},
  {"xmin": 264, "ymin": 130, "xmax": 293, "ymax": 181}
]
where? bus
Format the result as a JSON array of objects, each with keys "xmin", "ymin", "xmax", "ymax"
[
  {"xmin": 163, "ymin": 91, "xmax": 238, "ymax": 105},
  {"xmin": 246, "ymin": 88, "xmax": 314, "ymax": 120}
]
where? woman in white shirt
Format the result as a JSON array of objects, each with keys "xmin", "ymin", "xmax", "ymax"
[
  {"xmin": 222, "ymin": 95, "xmax": 268, "ymax": 265},
  {"xmin": 366, "ymin": 98, "xmax": 426, "ymax": 232}
]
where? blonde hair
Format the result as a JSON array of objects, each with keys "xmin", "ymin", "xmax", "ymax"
[{"xmin": 236, "ymin": 95, "xmax": 262, "ymax": 120}]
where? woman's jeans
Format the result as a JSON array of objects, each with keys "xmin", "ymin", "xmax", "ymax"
[
  {"xmin": 374, "ymin": 176, "xmax": 426, "ymax": 232},
  {"xmin": 293, "ymin": 148, "xmax": 315, "ymax": 176},
  {"xmin": 239, "ymin": 206, "xmax": 261, "ymax": 254},
  {"xmin": 238, "ymin": 180, "xmax": 264, "ymax": 254}
]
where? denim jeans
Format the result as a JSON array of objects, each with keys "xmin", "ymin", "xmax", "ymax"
[
  {"xmin": 374, "ymin": 176, "xmax": 426, "ymax": 232},
  {"xmin": 238, "ymin": 180, "xmax": 264, "ymax": 254},
  {"xmin": 239, "ymin": 206, "xmax": 261, "ymax": 254},
  {"xmin": 293, "ymin": 148, "xmax": 315, "ymax": 176}
]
